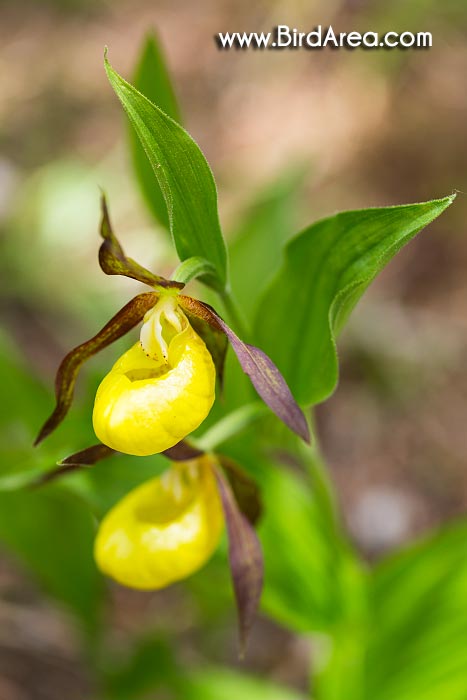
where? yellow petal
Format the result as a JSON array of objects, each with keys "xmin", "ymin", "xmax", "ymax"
[
  {"xmin": 92, "ymin": 321, "xmax": 215, "ymax": 456},
  {"xmin": 94, "ymin": 457, "xmax": 224, "ymax": 590}
]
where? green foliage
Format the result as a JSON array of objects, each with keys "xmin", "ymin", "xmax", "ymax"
[
  {"xmin": 130, "ymin": 31, "xmax": 182, "ymax": 229},
  {"xmin": 313, "ymin": 520, "xmax": 467, "ymax": 700},
  {"xmin": 255, "ymin": 196, "xmax": 455, "ymax": 406},
  {"xmin": 366, "ymin": 520, "xmax": 467, "ymax": 700},
  {"xmin": 105, "ymin": 53, "xmax": 228, "ymax": 291}
]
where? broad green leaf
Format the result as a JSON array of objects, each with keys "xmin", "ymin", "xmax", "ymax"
[
  {"xmin": 0, "ymin": 486, "xmax": 102, "ymax": 637},
  {"xmin": 315, "ymin": 519, "xmax": 467, "ymax": 700},
  {"xmin": 255, "ymin": 196, "xmax": 455, "ymax": 406},
  {"xmin": 105, "ymin": 53, "xmax": 228, "ymax": 291},
  {"xmin": 365, "ymin": 519, "xmax": 467, "ymax": 700},
  {"xmin": 130, "ymin": 31, "xmax": 182, "ymax": 229}
]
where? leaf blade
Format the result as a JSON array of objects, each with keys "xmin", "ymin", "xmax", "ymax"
[
  {"xmin": 255, "ymin": 195, "xmax": 456, "ymax": 406},
  {"xmin": 366, "ymin": 519, "xmax": 467, "ymax": 700},
  {"xmin": 106, "ymin": 53, "xmax": 228, "ymax": 291}
]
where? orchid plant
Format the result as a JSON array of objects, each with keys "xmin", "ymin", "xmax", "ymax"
[
  {"xmin": 25, "ymin": 33, "xmax": 460, "ymax": 690},
  {"xmin": 34, "ymin": 189, "xmax": 310, "ymax": 649}
]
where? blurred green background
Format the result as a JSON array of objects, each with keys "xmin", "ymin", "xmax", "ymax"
[{"xmin": 0, "ymin": 0, "xmax": 466, "ymax": 698}]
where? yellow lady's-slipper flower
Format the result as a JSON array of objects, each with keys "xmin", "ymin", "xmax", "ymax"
[
  {"xmin": 94, "ymin": 456, "xmax": 224, "ymax": 590},
  {"xmin": 93, "ymin": 296, "xmax": 215, "ymax": 456}
]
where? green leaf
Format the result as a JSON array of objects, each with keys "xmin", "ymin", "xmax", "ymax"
[
  {"xmin": 105, "ymin": 52, "xmax": 228, "ymax": 291},
  {"xmin": 366, "ymin": 519, "xmax": 467, "ymax": 700},
  {"xmin": 315, "ymin": 519, "xmax": 467, "ymax": 700},
  {"xmin": 255, "ymin": 196, "xmax": 455, "ymax": 406},
  {"xmin": 130, "ymin": 31, "xmax": 182, "ymax": 229},
  {"xmin": 0, "ymin": 486, "xmax": 102, "ymax": 637}
]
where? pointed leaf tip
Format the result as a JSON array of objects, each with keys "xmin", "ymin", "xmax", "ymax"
[{"xmin": 256, "ymin": 195, "xmax": 457, "ymax": 407}]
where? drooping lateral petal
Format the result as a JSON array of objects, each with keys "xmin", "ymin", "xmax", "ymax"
[
  {"xmin": 99, "ymin": 194, "xmax": 183, "ymax": 290},
  {"xmin": 219, "ymin": 456, "xmax": 262, "ymax": 526},
  {"xmin": 35, "ymin": 292, "xmax": 159, "ymax": 446},
  {"xmin": 215, "ymin": 467, "xmax": 264, "ymax": 656},
  {"xmin": 179, "ymin": 296, "xmax": 310, "ymax": 444},
  {"xmin": 31, "ymin": 444, "xmax": 116, "ymax": 488}
]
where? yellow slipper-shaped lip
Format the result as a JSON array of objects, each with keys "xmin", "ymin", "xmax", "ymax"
[
  {"xmin": 93, "ymin": 310, "xmax": 215, "ymax": 456},
  {"xmin": 94, "ymin": 457, "xmax": 224, "ymax": 590}
]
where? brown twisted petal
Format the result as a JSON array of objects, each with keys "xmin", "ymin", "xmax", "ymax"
[
  {"xmin": 34, "ymin": 292, "xmax": 159, "ymax": 446},
  {"xmin": 99, "ymin": 194, "xmax": 183, "ymax": 290},
  {"xmin": 178, "ymin": 296, "xmax": 310, "ymax": 444}
]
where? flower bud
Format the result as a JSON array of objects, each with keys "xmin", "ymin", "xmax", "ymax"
[
  {"xmin": 92, "ymin": 297, "xmax": 215, "ymax": 456},
  {"xmin": 94, "ymin": 457, "xmax": 224, "ymax": 590}
]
